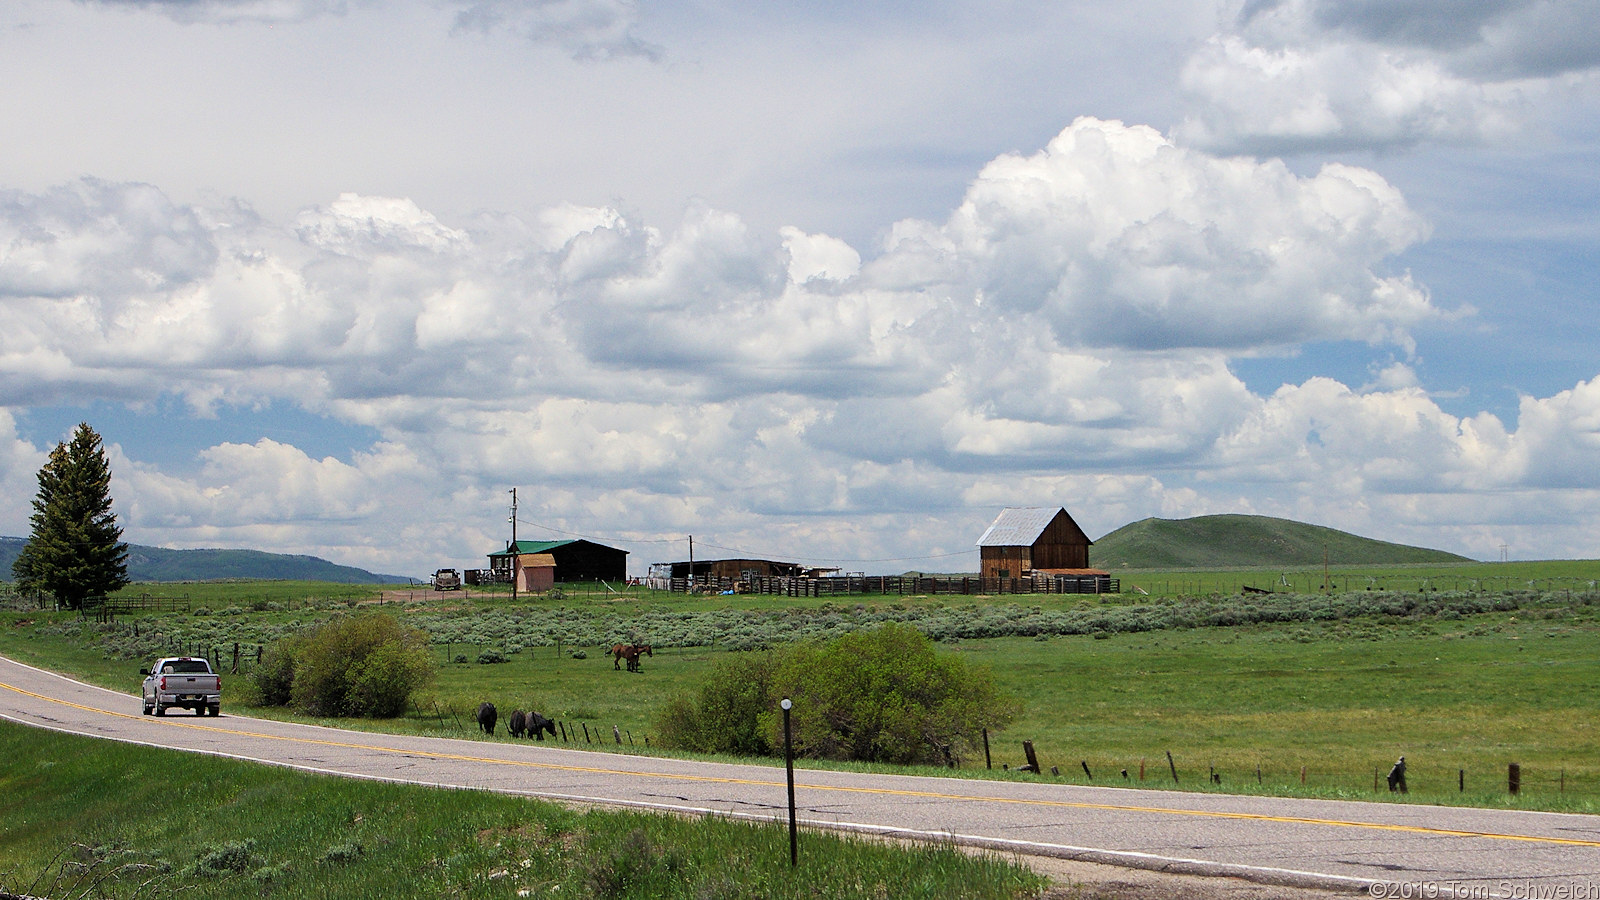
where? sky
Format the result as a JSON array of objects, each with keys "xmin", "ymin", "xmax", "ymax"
[{"xmin": 3, "ymin": 0, "xmax": 1599, "ymax": 579}]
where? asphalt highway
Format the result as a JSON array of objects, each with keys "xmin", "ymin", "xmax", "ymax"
[{"xmin": 4, "ymin": 654, "xmax": 1597, "ymax": 897}]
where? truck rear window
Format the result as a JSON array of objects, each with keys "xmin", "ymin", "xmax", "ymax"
[{"xmin": 163, "ymin": 660, "xmax": 211, "ymax": 673}]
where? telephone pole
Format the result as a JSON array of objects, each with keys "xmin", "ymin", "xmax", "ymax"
[{"xmin": 509, "ymin": 488, "xmax": 518, "ymax": 603}]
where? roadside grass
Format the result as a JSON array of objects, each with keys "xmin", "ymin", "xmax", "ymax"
[
  {"xmin": 4, "ymin": 572, "xmax": 1599, "ymax": 812},
  {"xmin": 0, "ymin": 722, "xmax": 1046, "ymax": 900}
]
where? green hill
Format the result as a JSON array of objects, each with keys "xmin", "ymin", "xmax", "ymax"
[
  {"xmin": 0, "ymin": 536, "xmax": 405, "ymax": 584},
  {"xmin": 1092, "ymin": 514, "xmax": 1472, "ymax": 569}
]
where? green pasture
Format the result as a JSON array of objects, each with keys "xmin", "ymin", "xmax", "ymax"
[
  {"xmin": 0, "ymin": 722, "xmax": 1044, "ymax": 900},
  {"xmin": 1112, "ymin": 559, "xmax": 1600, "ymax": 599},
  {"xmin": 2, "ymin": 574, "xmax": 1597, "ymax": 811}
]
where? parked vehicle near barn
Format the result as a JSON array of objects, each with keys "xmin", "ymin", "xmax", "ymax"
[
  {"xmin": 141, "ymin": 657, "xmax": 221, "ymax": 717},
  {"xmin": 432, "ymin": 568, "xmax": 462, "ymax": 591}
]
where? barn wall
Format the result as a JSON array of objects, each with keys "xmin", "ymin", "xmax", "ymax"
[
  {"xmin": 1030, "ymin": 511, "xmax": 1091, "ymax": 569},
  {"xmin": 980, "ymin": 547, "xmax": 1032, "ymax": 578},
  {"xmin": 550, "ymin": 542, "xmax": 627, "ymax": 582}
]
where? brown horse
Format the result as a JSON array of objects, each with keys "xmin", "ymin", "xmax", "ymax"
[{"xmin": 612, "ymin": 643, "xmax": 652, "ymax": 672}]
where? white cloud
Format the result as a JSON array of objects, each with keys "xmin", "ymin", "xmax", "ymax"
[
  {"xmin": 878, "ymin": 118, "xmax": 1438, "ymax": 350},
  {"xmin": 1176, "ymin": 36, "xmax": 1523, "ymax": 153},
  {"xmin": 0, "ymin": 178, "xmax": 216, "ymax": 300},
  {"xmin": 1175, "ymin": 0, "xmax": 1599, "ymax": 154},
  {"xmin": 2, "ymin": 113, "xmax": 1599, "ymax": 571},
  {"xmin": 780, "ymin": 226, "xmax": 861, "ymax": 284},
  {"xmin": 0, "ymin": 410, "xmax": 47, "ymax": 536}
]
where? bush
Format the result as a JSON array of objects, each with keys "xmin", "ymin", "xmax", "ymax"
[
  {"xmin": 246, "ymin": 634, "xmax": 305, "ymax": 707},
  {"xmin": 656, "ymin": 624, "xmax": 1018, "ymax": 766},
  {"xmin": 251, "ymin": 612, "xmax": 435, "ymax": 718},
  {"xmin": 655, "ymin": 653, "xmax": 777, "ymax": 757}
]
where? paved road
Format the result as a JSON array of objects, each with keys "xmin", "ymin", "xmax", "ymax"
[{"xmin": 4, "ymin": 654, "xmax": 1598, "ymax": 897}]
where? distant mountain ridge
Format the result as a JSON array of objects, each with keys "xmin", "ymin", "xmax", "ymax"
[
  {"xmin": 0, "ymin": 536, "xmax": 405, "ymax": 584},
  {"xmin": 1092, "ymin": 514, "xmax": 1472, "ymax": 569}
]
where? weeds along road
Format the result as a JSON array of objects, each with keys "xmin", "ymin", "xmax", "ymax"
[{"xmin": 4, "ymin": 653, "xmax": 1598, "ymax": 897}]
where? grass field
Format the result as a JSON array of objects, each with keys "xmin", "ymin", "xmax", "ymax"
[
  {"xmin": 0, "ymin": 722, "xmax": 1046, "ymax": 900},
  {"xmin": 3, "ymin": 569, "xmax": 1597, "ymax": 813}
]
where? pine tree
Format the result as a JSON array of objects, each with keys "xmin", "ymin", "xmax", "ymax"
[{"xmin": 14, "ymin": 424, "xmax": 130, "ymax": 609}]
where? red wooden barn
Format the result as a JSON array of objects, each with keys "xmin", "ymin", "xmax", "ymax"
[{"xmin": 976, "ymin": 507, "xmax": 1097, "ymax": 578}]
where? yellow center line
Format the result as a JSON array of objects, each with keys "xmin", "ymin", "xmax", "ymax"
[{"xmin": 7, "ymin": 680, "xmax": 1600, "ymax": 849}]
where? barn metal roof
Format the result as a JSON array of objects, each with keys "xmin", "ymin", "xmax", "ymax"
[
  {"xmin": 976, "ymin": 507, "xmax": 1067, "ymax": 547},
  {"xmin": 488, "ymin": 539, "xmax": 628, "ymax": 557},
  {"xmin": 489, "ymin": 540, "xmax": 577, "ymax": 557}
]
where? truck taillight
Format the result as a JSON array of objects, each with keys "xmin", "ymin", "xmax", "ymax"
[
  {"xmin": 216, "ymin": 676, "xmax": 222, "ymax": 690},
  {"xmin": 158, "ymin": 676, "xmax": 166, "ymax": 690}
]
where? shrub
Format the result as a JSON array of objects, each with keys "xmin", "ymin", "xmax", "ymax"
[
  {"xmin": 476, "ymin": 649, "xmax": 508, "ymax": 665},
  {"xmin": 655, "ymin": 652, "xmax": 778, "ymax": 757},
  {"xmin": 245, "ymin": 633, "xmax": 304, "ymax": 707},
  {"xmin": 252, "ymin": 612, "xmax": 435, "ymax": 717},
  {"xmin": 189, "ymin": 840, "xmax": 257, "ymax": 877},
  {"xmin": 656, "ymin": 624, "xmax": 1018, "ymax": 766}
]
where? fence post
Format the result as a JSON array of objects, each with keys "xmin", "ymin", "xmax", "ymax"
[
  {"xmin": 1166, "ymin": 751, "xmax": 1179, "ymax": 784},
  {"xmin": 1508, "ymin": 763, "xmax": 1521, "ymax": 795}
]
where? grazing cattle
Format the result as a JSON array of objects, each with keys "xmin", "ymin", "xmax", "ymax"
[
  {"xmin": 508, "ymin": 709, "xmax": 527, "ymax": 739},
  {"xmin": 527, "ymin": 711, "xmax": 557, "ymax": 740},
  {"xmin": 611, "ymin": 643, "xmax": 627, "ymax": 670},
  {"xmin": 477, "ymin": 701, "xmax": 498, "ymax": 736}
]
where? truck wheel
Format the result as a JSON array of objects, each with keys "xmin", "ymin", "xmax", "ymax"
[
  {"xmin": 208, "ymin": 705, "xmax": 220, "ymax": 717},
  {"xmin": 154, "ymin": 703, "xmax": 166, "ymax": 717},
  {"xmin": 142, "ymin": 700, "xmax": 152, "ymax": 715}
]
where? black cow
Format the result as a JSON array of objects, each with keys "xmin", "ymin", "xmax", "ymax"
[
  {"xmin": 477, "ymin": 701, "xmax": 498, "ymax": 736},
  {"xmin": 527, "ymin": 711, "xmax": 557, "ymax": 740},
  {"xmin": 508, "ymin": 709, "xmax": 527, "ymax": 739}
]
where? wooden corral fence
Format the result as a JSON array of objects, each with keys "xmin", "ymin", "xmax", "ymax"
[
  {"xmin": 80, "ymin": 593, "xmax": 192, "ymax": 622},
  {"xmin": 647, "ymin": 573, "xmax": 1119, "ymax": 597}
]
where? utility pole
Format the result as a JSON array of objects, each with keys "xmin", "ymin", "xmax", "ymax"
[
  {"xmin": 687, "ymin": 534, "xmax": 694, "ymax": 594},
  {"xmin": 509, "ymin": 488, "xmax": 518, "ymax": 603}
]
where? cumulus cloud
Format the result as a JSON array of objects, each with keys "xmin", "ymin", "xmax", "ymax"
[
  {"xmin": 2, "ymin": 115, "xmax": 1598, "ymax": 571},
  {"xmin": 0, "ymin": 178, "xmax": 216, "ymax": 300},
  {"xmin": 880, "ymin": 118, "xmax": 1438, "ymax": 350},
  {"xmin": 1176, "ymin": 0, "xmax": 1599, "ymax": 154},
  {"xmin": 1176, "ymin": 36, "xmax": 1523, "ymax": 153}
]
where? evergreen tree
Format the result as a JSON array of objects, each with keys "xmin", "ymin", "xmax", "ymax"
[{"xmin": 14, "ymin": 424, "xmax": 130, "ymax": 608}]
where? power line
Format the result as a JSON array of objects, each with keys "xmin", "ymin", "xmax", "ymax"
[{"xmin": 512, "ymin": 517, "xmax": 973, "ymax": 565}]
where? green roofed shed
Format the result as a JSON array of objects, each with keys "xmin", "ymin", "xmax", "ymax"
[{"xmin": 487, "ymin": 539, "xmax": 627, "ymax": 583}]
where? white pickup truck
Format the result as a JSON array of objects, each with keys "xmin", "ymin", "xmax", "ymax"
[{"xmin": 141, "ymin": 657, "xmax": 222, "ymax": 717}]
